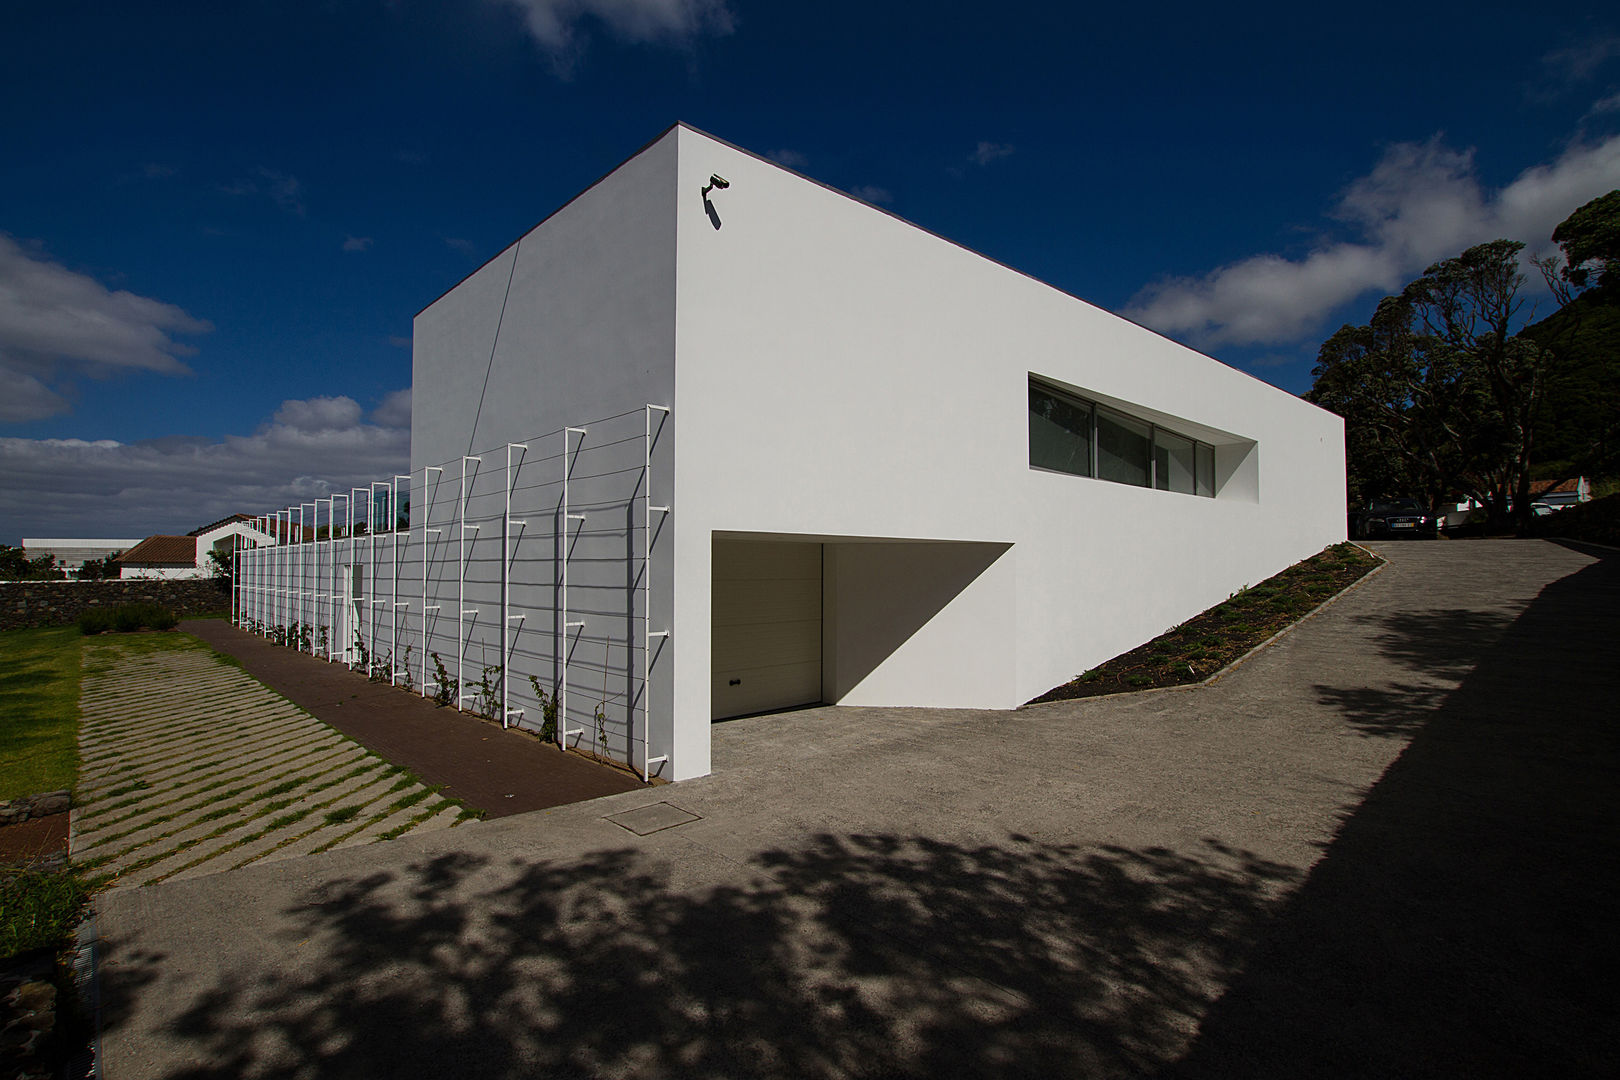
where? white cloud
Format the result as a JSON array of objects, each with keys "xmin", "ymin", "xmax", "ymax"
[
  {"xmin": 371, "ymin": 387, "xmax": 412, "ymax": 428},
  {"xmin": 1588, "ymin": 91, "xmax": 1620, "ymax": 116},
  {"xmin": 341, "ymin": 235, "xmax": 374, "ymax": 253},
  {"xmin": 498, "ymin": 0, "xmax": 734, "ymax": 72},
  {"xmin": 0, "ymin": 234, "xmax": 212, "ymax": 422},
  {"xmin": 766, "ymin": 148, "xmax": 809, "ymax": 170},
  {"xmin": 849, "ymin": 185, "xmax": 893, "ymax": 205},
  {"xmin": 273, "ymin": 395, "xmax": 364, "ymax": 433},
  {"xmin": 1124, "ymin": 132, "xmax": 1620, "ymax": 348},
  {"xmin": 0, "ymin": 392, "xmax": 411, "ymax": 541},
  {"xmin": 223, "ymin": 167, "xmax": 306, "ymax": 216},
  {"xmin": 971, "ymin": 141, "xmax": 1014, "ymax": 167},
  {"xmin": 1542, "ymin": 35, "xmax": 1620, "ymax": 86}
]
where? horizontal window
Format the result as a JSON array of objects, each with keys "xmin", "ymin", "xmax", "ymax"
[
  {"xmin": 1029, "ymin": 384, "xmax": 1092, "ymax": 477},
  {"xmin": 1028, "ymin": 377, "xmax": 1218, "ymax": 497}
]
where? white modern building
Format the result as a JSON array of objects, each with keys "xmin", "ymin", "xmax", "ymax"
[
  {"xmin": 240, "ymin": 123, "xmax": 1346, "ymax": 782},
  {"xmin": 22, "ymin": 538, "xmax": 145, "ymax": 574}
]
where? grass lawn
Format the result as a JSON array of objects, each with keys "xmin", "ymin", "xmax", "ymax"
[
  {"xmin": 0, "ymin": 626, "xmax": 83, "ymax": 801},
  {"xmin": 1031, "ymin": 542, "xmax": 1384, "ymax": 703}
]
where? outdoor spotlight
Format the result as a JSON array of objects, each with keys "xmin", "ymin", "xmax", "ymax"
[{"xmin": 702, "ymin": 174, "xmax": 730, "ymax": 198}]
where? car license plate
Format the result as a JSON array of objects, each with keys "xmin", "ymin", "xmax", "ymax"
[{"xmin": 1393, "ymin": 521, "xmax": 1414, "ymax": 528}]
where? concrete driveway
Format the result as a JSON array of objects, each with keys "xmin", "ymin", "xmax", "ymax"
[{"xmin": 91, "ymin": 539, "xmax": 1620, "ymax": 1079}]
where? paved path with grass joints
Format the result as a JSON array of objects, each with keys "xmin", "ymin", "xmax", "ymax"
[
  {"xmin": 72, "ymin": 635, "xmax": 472, "ymax": 889},
  {"xmin": 90, "ymin": 541, "xmax": 1620, "ymax": 1079}
]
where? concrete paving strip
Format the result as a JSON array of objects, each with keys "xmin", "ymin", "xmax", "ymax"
[
  {"xmin": 74, "ymin": 747, "xmax": 343, "ymax": 832},
  {"xmin": 81, "ymin": 723, "xmax": 352, "ymax": 806},
  {"xmin": 73, "ymin": 733, "xmax": 367, "ymax": 837},
  {"xmin": 72, "ymin": 635, "xmax": 471, "ymax": 890},
  {"xmin": 73, "ymin": 745, "xmax": 372, "ymax": 865},
  {"xmin": 130, "ymin": 768, "xmax": 423, "ymax": 886},
  {"xmin": 79, "ymin": 703, "xmax": 299, "ymax": 762}
]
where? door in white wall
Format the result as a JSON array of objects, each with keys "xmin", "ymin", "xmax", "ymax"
[{"xmin": 711, "ymin": 539, "xmax": 822, "ymax": 720}]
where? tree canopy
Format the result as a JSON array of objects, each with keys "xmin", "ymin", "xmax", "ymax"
[{"xmin": 1306, "ymin": 191, "xmax": 1619, "ymax": 526}]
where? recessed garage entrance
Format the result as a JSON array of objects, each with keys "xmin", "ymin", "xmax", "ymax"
[{"xmin": 711, "ymin": 539, "xmax": 822, "ymax": 720}]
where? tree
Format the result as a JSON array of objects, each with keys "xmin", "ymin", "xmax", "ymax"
[
  {"xmin": 1401, "ymin": 239, "xmax": 1553, "ymax": 527},
  {"xmin": 1306, "ymin": 296, "xmax": 1472, "ymax": 510},
  {"xmin": 1523, "ymin": 190, "xmax": 1620, "ymax": 485},
  {"xmin": 77, "ymin": 552, "xmax": 124, "ymax": 580},
  {"xmin": 1547, "ymin": 190, "xmax": 1620, "ymax": 297},
  {"xmin": 1307, "ymin": 243, "xmax": 1548, "ymax": 524},
  {"xmin": 0, "ymin": 545, "xmax": 66, "ymax": 580}
]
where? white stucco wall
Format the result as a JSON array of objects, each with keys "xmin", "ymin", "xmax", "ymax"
[
  {"xmin": 670, "ymin": 126, "xmax": 1344, "ymax": 774},
  {"xmin": 407, "ymin": 129, "xmax": 678, "ymax": 773},
  {"xmin": 119, "ymin": 566, "xmax": 207, "ymax": 580}
]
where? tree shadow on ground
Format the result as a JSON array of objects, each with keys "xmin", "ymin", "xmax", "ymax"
[
  {"xmin": 1175, "ymin": 552, "xmax": 1620, "ymax": 1077},
  {"xmin": 1313, "ymin": 607, "xmax": 1517, "ymax": 738},
  {"xmin": 106, "ymin": 834, "xmax": 1299, "ymax": 1079}
]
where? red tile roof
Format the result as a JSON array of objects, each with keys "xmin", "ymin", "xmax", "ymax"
[
  {"xmin": 1528, "ymin": 478, "xmax": 1583, "ymax": 496},
  {"xmin": 115, "ymin": 535, "xmax": 198, "ymax": 565}
]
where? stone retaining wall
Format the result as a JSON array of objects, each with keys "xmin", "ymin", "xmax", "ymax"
[
  {"xmin": 0, "ymin": 791, "xmax": 70, "ymax": 827},
  {"xmin": 0, "ymin": 579, "xmax": 228, "ymax": 631}
]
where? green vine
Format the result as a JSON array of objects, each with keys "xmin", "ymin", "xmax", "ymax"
[
  {"xmin": 430, "ymin": 652, "xmax": 455, "ymax": 708},
  {"xmin": 526, "ymin": 674, "xmax": 559, "ymax": 741}
]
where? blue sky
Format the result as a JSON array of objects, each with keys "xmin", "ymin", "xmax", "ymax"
[{"xmin": 4, "ymin": 0, "xmax": 1620, "ymax": 542}]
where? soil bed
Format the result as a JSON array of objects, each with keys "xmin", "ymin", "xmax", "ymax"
[
  {"xmin": 0, "ymin": 814, "xmax": 68, "ymax": 865},
  {"xmin": 180, "ymin": 620, "xmax": 648, "ymax": 816},
  {"xmin": 1030, "ymin": 542, "xmax": 1382, "ymax": 703}
]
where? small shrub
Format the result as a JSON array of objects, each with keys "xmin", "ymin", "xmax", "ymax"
[
  {"xmin": 78, "ymin": 609, "xmax": 114, "ymax": 635},
  {"xmin": 83, "ymin": 603, "xmax": 175, "ymax": 635}
]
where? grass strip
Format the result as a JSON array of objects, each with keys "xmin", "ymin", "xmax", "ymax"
[
  {"xmin": 0, "ymin": 867, "xmax": 88, "ymax": 960},
  {"xmin": 0, "ymin": 626, "xmax": 83, "ymax": 801}
]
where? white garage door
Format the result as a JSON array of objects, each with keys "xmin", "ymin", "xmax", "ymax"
[{"xmin": 712, "ymin": 540, "xmax": 822, "ymax": 720}]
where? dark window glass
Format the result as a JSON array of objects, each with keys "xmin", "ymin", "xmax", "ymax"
[
  {"xmin": 1096, "ymin": 407, "xmax": 1151, "ymax": 487},
  {"xmin": 1029, "ymin": 384, "xmax": 1092, "ymax": 477},
  {"xmin": 1153, "ymin": 429, "xmax": 1196, "ymax": 494},
  {"xmin": 1196, "ymin": 444, "xmax": 1216, "ymax": 497}
]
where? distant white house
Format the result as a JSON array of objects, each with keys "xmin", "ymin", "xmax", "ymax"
[
  {"xmin": 239, "ymin": 123, "xmax": 1347, "ymax": 782},
  {"xmin": 22, "ymin": 538, "xmax": 145, "ymax": 575},
  {"xmin": 117, "ymin": 515, "xmax": 277, "ymax": 579}
]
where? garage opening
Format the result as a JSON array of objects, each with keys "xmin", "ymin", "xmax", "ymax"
[{"xmin": 711, "ymin": 539, "xmax": 822, "ymax": 720}]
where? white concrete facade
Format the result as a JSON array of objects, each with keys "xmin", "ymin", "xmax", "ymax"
[
  {"xmin": 22, "ymin": 539, "xmax": 144, "ymax": 571},
  {"xmin": 406, "ymin": 124, "xmax": 1345, "ymax": 781}
]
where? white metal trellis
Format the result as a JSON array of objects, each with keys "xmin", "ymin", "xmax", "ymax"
[
  {"xmin": 370, "ymin": 480, "xmax": 390, "ymax": 676},
  {"xmin": 421, "ymin": 465, "xmax": 443, "ymax": 697},
  {"xmin": 501, "ymin": 442, "xmax": 528, "ymax": 730},
  {"xmin": 457, "ymin": 456, "xmax": 482, "ymax": 708},
  {"xmin": 642, "ymin": 404, "xmax": 671, "ymax": 781},
  {"xmin": 392, "ymin": 473, "xmax": 411, "ymax": 684},
  {"xmin": 559, "ymin": 426, "xmax": 587, "ymax": 749}
]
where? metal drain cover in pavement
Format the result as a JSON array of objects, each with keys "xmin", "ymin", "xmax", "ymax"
[{"xmin": 605, "ymin": 801, "xmax": 702, "ymax": 836}]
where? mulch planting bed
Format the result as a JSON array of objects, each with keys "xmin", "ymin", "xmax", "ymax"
[
  {"xmin": 180, "ymin": 620, "xmax": 647, "ymax": 818},
  {"xmin": 1030, "ymin": 542, "xmax": 1383, "ymax": 703},
  {"xmin": 0, "ymin": 815, "xmax": 68, "ymax": 865}
]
